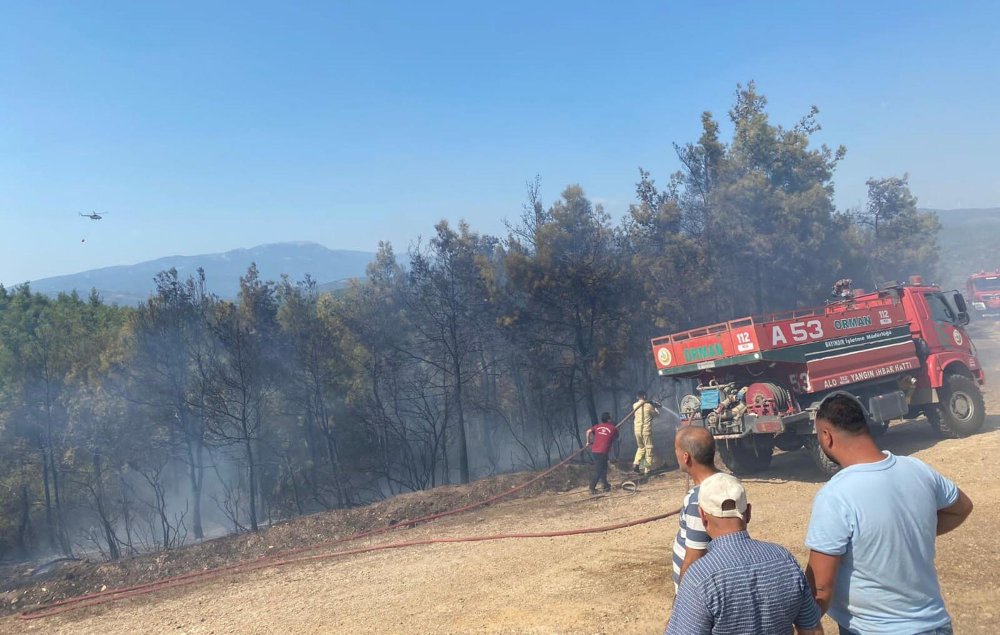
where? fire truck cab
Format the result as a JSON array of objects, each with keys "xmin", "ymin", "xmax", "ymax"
[{"xmin": 966, "ymin": 270, "xmax": 1000, "ymax": 319}]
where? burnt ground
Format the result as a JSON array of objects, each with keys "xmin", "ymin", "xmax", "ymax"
[
  {"xmin": 0, "ymin": 464, "xmax": 599, "ymax": 619},
  {"xmin": 1, "ymin": 321, "xmax": 999, "ymax": 634}
]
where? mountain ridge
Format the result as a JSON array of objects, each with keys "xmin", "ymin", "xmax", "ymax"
[{"xmin": 18, "ymin": 242, "xmax": 374, "ymax": 305}]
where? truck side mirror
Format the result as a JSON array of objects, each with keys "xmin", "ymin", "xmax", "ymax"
[
  {"xmin": 953, "ymin": 292, "xmax": 968, "ymax": 314},
  {"xmin": 952, "ymin": 292, "xmax": 970, "ymax": 326}
]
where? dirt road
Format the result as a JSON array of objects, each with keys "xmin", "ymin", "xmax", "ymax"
[{"xmin": 6, "ymin": 327, "xmax": 1000, "ymax": 635}]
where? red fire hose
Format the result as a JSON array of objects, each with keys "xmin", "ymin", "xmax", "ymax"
[
  {"xmin": 19, "ymin": 508, "xmax": 678, "ymax": 620},
  {"xmin": 19, "ymin": 405, "xmax": 666, "ymax": 621}
]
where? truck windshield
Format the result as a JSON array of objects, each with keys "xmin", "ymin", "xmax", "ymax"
[
  {"xmin": 924, "ymin": 292, "xmax": 958, "ymax": 324},
  {"xmin": 972, "ymin": 277, "xmax": 1000, "ymax": 292}
]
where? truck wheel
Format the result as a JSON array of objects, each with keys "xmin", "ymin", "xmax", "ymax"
[
  {"xmin": 804, "ymin": 436, "xmax": 840, "ymax": 476},
  {"xmin": 774, "ymin": 433, "xmax": 803, "ymax": 452},
  {"xmin": 719, "ymin": 437, "xmax": 773, "ymax": 474},
  {"xmin": 924, "ymin": 408, "xmax": 944, "ymax": 435},
  {"xmin": 926, "ymin": 374, "xmax": 986, "ymax": 439},
  {"xmin": 868, "ymin": 418, "xmax": 889, "ymax": 437}
]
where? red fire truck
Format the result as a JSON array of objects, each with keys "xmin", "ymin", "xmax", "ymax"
[
  {"xmin": 966, "ymin": 270, "xmax": 1000, "ymax": 319},
  {"xmin": 650, "ymin": 277, "xmax": 986, "ymax": 475}
]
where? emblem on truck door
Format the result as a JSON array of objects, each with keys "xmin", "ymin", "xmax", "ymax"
[
  {"xmin": 657, "ymin": 347, "xmax": 672, "ymax": 366},
  {"xmin": 953, "ymin": 330, "xmax": 964, "ymax": 346}
]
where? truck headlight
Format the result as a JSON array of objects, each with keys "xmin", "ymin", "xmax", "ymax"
[{"xmin": 973, "ymin": 302, "xmax": 987, "ymax": 310}]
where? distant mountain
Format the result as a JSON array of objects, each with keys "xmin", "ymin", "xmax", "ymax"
[
  {"xmin": 923, "ymin": 208, "xmax": 1000, "ymax": 290},
  {"xmin": 315, "ymin": 279, "xmax": 355, "ymax": 295},
  {"xmin": 24, "ymin": 242, "xmax": 374, "ymax": 305},
  {"xmin": 926, "ymin": 207, "xmax": 1000, "ymax": 228}
]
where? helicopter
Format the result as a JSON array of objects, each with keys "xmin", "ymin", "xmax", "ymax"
[{"xmin": 79, "ymin": 211, "xmax": 107, "ymax": 220}]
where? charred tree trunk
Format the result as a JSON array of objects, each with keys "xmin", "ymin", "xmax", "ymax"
[
  {"xmin": 440, "ymin": 374, "xmax": 451, "ymax": 485},
  {"xmin": 17, "ymin": 479, "xmax": 31, "ymax": 552},
  {"xmin": 44, "ymin": 392, "xmax": 71, "ymax": 556},
  {"xmin": 567, "ymin": 369, "xmax": 582, "ymax": 449},
  {"xmin": 185, "ymin": 434, "xmax": 205, "ymax": 540},
  {"xmin": 315, "ymin": 383, "xmax": 352, "ymax": 508},
  {"xmin": 577, "ymin": 361, "xmax": 598, "ymax": 440},
  {"xmin": 40, "ymin": 447, "xmax": 55, "ymax": 551},
  {"xmin": 285, "ymin": 455, "xmax": 304, "ymax": 516},
  {"xmin": 92, "ymin": 452, "xmax": 121, "ymax": 560},
  {"xmin": 118, "ymin": 474, "xmax": 137, "ymax": 557},
  {"xmin": 573, "ymin": 311, "xmax": 599, "ymax": 433},
  {"xmin": 243, "ymin": 430, "xmax": 259, "ymax": 532},
  {"xmin": 753, "ymin": 259, "xmax": 765, "ymax": 316},
  {"xmin": 323, "ymin": 432, "xmax": 350, "ymax": 508},
  {"xmin": 449, "ymin": 319, "xmax": 471, "ymax": 484},
  {"xmin": 454, "ymin": 371, "xmax": 470, "ymax": 484}
]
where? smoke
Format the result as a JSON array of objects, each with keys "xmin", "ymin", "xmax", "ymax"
[{"xmin": 0, "ymin": 261, "xmax": 694, "ymax": 566}]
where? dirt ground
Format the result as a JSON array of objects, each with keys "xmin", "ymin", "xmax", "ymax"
[
  {"xmin": 0, "ymin": 464, "xmax": 598, "ymax": 620},
  {"xmin": 4, "ymin": 326, "xmax": 1000, "ymax": 635}
]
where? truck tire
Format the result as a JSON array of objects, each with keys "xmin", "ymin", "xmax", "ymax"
[
  {"xmin": 925, "ymin": 374, "xmax": 986, "ymax": 439},
  {"xmin": 774, "ymin": 432, "xmax": 804, "ymax": 452},
  {"xmin": 719, "ymin": 437, "xmax": 773, "ymax": 474},
  {"xmin": 924, "ymin": 408, "xmax": 943, "ymax": 435},
  {"xmin": 803, "ymin": 436, "xmax": 840, "ymax": 476},
  {"xmin": 868, "ymin": 418, "xmax": 889, "ymax": 437}
]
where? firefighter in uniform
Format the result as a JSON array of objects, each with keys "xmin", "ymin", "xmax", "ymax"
[{"xmin": 632, "ymin": 390, "xmax": 660, "ymax": 474}]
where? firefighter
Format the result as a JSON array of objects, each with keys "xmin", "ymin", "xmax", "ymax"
[
  {"xmin": 832, "ymin": 278, "xmax": 853, "ymax": 299},
  {"xmin": 585, "ymin": 412, "xmax": 619, "ymax": 494},
  {"xmin": 632, "ymin": 390, "xmax": 660, "ymax": 474}
]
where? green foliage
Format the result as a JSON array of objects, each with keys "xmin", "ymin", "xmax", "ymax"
[
  {"xmin": 853, "ymin": 175, "xmax": 942, "ymax": 286},
  {"xmin": 662, "ymin": 82, "xmax": 851, "ymax": 318},
  {"xmin": 504, "ymin": 185, "xmax": 637, "ymax": 433}
]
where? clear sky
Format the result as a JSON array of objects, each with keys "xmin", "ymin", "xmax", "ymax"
[{"xmin": 2, "ymin": 0, "xmax": 998, "ymax": 284}]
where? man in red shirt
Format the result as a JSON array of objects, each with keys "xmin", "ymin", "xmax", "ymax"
[{"xmin": 586, "ymin": 412, "xmax": 619, "ymax": 494}]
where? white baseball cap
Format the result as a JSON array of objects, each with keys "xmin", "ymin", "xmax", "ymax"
[{"xmin": 698, "ymin": 473, "xmax": 748, "ymax": 518}]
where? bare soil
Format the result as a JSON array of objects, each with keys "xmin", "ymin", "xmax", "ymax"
[
  {"xmin": 4, "ymin": 324, "xmax": 1000, "ymax": 635},
  {"xmin": 0, "ymin": 465, "xmax": 597, "ymax": 619}
]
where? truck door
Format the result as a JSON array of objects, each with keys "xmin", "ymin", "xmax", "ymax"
[{"xmin": 921, "ymin": 291, "xmax": 971, "ymax": 353}]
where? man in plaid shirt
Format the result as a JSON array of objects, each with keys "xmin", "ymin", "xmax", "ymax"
[{"xmin": 666, "ymin": 473, "xmax": 823, "ymax": 635}]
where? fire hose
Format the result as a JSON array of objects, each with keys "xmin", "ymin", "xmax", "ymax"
[
  {"xmin": 20, "ymin": 509, "xmax": 679, "ymax": 620},
  {"xmin": 19, "ymin": 403, "xmax": 671, "ymax": 621}
]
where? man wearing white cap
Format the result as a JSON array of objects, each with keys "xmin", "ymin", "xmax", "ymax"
[{"xmin": 666, "ymin": 473, "xmax": 823, "ymax": 635}]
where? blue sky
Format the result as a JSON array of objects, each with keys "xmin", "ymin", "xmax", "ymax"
[{"xmin": 2, "ymin": 1, "xmax": 998, "ymax": 284}]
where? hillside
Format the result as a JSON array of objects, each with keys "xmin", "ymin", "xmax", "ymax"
[
  {"xmin": 21, "ymin": 242, "xmax": 373, "ymax": 305},
  {"xmin": 928, "ymin": 207, "xmax": 1000, "ymax": 290}
]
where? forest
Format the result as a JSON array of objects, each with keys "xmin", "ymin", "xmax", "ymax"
[{"xmin": 0, "ymin": 84, "xmax": 941, "ymax": 562}]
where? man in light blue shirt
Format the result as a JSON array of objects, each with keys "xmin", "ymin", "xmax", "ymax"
[{"xmin": 805, "ymin": 394, "xmax": 974, "ymax": 635}]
